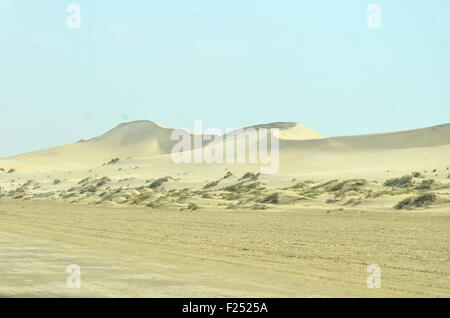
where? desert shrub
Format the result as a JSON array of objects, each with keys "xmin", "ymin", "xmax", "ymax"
[
  {"xmin": 62, "ymin": 192, "xmax": 77, "ymax": 199},
  {"xmin": 369, "ymin": 190, "xmax": 396, "ymax": 198},
  {"xmin": 130, "ymin": 192, "xmax": 152, "ymax": 205},
  {"xmin": 394, "ymin": 193, "xmax": 436, "ymax": 210},
  {"xmin": 0, "ymin": 168, "xmax": 4, "ymax": 172},
  {"xmin": 291, "ymin": 183, "xmax": 305, "ymax": 189},
  {"xmin": 113, "ymin": 187, "xmax": 124, "ymax": 194},
  {"xmin": 96, "ymin": 177, "xmax": 111, "ymax": 187},
  {"xmin": 80, "ymin": 185, "xmax": 97, "ymax": 194},
  {"xmin": 146, "ymin": 201, "xmax": 162, "ymax": 208},
  {"xmin": 239, "ymin": 172, "xmax": 259, "ymax": 181},
  {"xmin": 23, "ymin": 180, "xmax": 35, "ymax": 187},
  {"xmin": 343, "ymin": 197, "xmax": 362, "ymax": 206},
  {"xmin": 259, "ymin": 193, "xmax": 279, "ymax": 204},
  {"xmin": 78, "ymin": 177, "xmax": 91, "ymax": 185},
  {"xmin": 53, "ymin": 179, "xmax": 61, "ymax": 185},
  {"xmin": 149, "ymin": 177, "xmax": 169, "ymax": 189},
  {"xmin": 412, "ymin": 172, "xmax": 423, "ymax": 178},
  {"xmin": 364, "ymin": 189, "xmax": 374, "ymax": 198},
  {"xmin": 383, "ymin": 175, "xmax": 413, "ymax": 188},
  {"xmin": 223, "ymin": 192, "xmax": 241, "ymax": 200},
  {"xmin": 177, "ymin": 192, "xmax": 190, "ymax": 201},
  {"xmin": 7, "ymin": 168, "xmax": 15, "ymax": 173},
  {"xmin": 12, "ymin": 193, "xmax": 25, "ymax": 199},
  {"xmin": 414, "ymin": 179, "xmax": 435, "ymax": 190},
  {"xmin": 224, "ymin": 184, "xmax": 240, "ymax": 192},
  {"xmin": 224, "ymin": 182, "xmax": 261, "ymax": 193},
  {"xmin": 313, "ymin": 180, "xmax": 338, "ymax": 189},
  {"xmin": 187, "ymin": 203, "xmax": 199, "ymax": 210},
  {"xmin": 204, "ymin": 180, "xmax": 219, "ymax": 189},
  {"xmin": 244, "ymin": 182, "xmax": 260, "ymax": 190},
  {"xmin": 328, "ymin": 182, "xmax": 345, "ymax": 192},
  {"xmin": 299, "ymin": 188, "xmax": 322, "ymax": 198},
  {"xmin": 289, "ymin": 182, "xmax": 308, "ymax": 189},
  {"xmin": 248, "ymin": 188, "xmax": 261, "ymax": 196},
  {"xmin": 326, "ymin": 180, "xmax": 367, "ymax": 195},
  {"xmin": 352, "ymin": 179, "xmax": 367, "ymax": 186},
  {"xmin": 145, "ymin": 194, "xmax": 169, "ymax": 208},
  {"xmin": 106, "ymin": 158, "xmax": 120, "ymax": 165},
  {"xmin": 251, "ymin": 203, "xmax": 267, "ymax": 210}
]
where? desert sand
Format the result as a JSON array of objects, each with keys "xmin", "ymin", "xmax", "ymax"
[{"xmin": 0, "ymin": 121, "xmax": 449, "ymax": 297}]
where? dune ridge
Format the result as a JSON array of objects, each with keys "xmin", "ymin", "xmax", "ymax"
[{"xmin": 0, "ymin": 121, "xmax": 449, "ymax": 179}]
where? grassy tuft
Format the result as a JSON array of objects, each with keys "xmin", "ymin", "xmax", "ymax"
[
  {"xmin": 106, "ymin": 158, "xmax": 120, "ymax": 165},
  {"xmin": 239, "ymin": 172, "xmax": 259, "ymax": 181},
  {"xmin": 411, "ymin": 172, "xmax": 423, "ymax": 178},
  {"xmin": 414, "ymin": 179, "xmax": 435, "ymax": 190},
  {"xmin": 383, "ymin": 175, "xmax": 413, "ymax": 188},
  {"xmin": 149, "ymin": 177, "xmax": 169, "ymax": 189},
  {"xmin": 204, "ymin": 180, "xmax": 219, "ymax": 189},
  {"xmin": 130, "ymin": 192, "xmax": 153, "ymax": 205},
  {"xmin": 394, "ymin": 193, "xmax": 436, "ymax": 210},
  {"xmin": 258, "ymin": 193, "xmax": 279, "ymax": 204}
]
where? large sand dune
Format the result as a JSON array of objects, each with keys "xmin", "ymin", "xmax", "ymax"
[
  {"xmin": 2, "ymin": 120, "xmax": 199, "ymax": 169},
  {"xmin": 282, "ymin": 122, "xmax": 450, "ymax": 151},
  {"xmin": 2, "ymin": 121, "xmax": 449, "ymax": 173}
]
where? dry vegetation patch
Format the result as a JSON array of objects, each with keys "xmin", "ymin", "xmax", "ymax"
[
  {"xmin": 384, "ymin": 175, "xmax": 413, "ymax": 188},
  {"xmin": 394, "ymin": 193, "xmax": 437, "ymax": 210}
]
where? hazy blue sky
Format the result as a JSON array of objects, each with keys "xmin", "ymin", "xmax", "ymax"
[{"xmin": 1, "ymin": 0, "xmax": 449, "ymax": 157}]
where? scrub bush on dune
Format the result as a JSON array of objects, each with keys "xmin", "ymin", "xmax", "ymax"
[
  {"xmin": 384, "ymin": 175, "xmax": 413, "ymax": 188},
  {"xmin": 258, "ymin": 193, "xmax": 280, "ymax": 204},
  {"xmin": 149, "ymin": 177, "xmax": 169, "ymax": 189},
  {"xmin": 394, "ymin": 193, "xmax": 436, "ymax": 210}
]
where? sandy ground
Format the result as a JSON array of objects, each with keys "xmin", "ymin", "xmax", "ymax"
[{"xmin": 0, "ymin": 199, "xmax": 448, "ymax": 297}]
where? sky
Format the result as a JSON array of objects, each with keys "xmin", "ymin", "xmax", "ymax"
[{"xmin": 0, "ymin": 0, "xmax": 449, "ymax": 157}]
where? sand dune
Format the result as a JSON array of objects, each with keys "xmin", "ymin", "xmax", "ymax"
[
  {"xmin": 281, "ymin": 123, "xmax": 450, "ymax": 151},
  {"xmin": 2, "ymin": 121, "xmax": 448, "ymax": 174},
  {"xmin": 2, "ymin": 120, "xmax": 211, "ymax": 170},
  {"xmin": 239, "ymin": 122, "xmax": 324, "ymax": 141}
]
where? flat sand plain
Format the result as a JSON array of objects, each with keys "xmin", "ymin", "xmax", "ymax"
[{"xmin": 0, "ymin": 199, "xmax": 448, "ymax": 297}]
